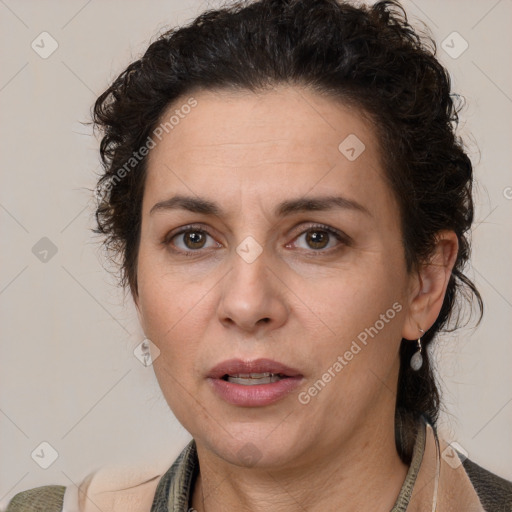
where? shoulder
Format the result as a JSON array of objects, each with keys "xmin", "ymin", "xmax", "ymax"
[
  {"xmin": 6, "ymin": 485, "xmax": 65, "ymax": 512},
  {"xmin": 4, "ymin": 442, "xmax": 197, "ymax": 512},
  {"xmin": 462, "ymin": 456, "xmax": 512, "ymax": 511},
  {"xmin": 5, "ymin": 461, "xmax": 169, "ymax": 512}
]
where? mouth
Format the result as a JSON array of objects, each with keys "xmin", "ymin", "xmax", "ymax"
[
  {"xmin": 207, "ymin": 358, "xmax": 304, "ymax": 406},
  {"xmin": 208, "ymin": 357, "xmax": 302, "ymax": 380},
  {"xmin": 220, "ymin": 372, "xmax": 290, "ymax": 385}
]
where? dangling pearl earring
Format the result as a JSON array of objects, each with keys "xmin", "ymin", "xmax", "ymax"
[{"xmin": 410, "ymin": 328, "xmax": 425, "ymax": 371}]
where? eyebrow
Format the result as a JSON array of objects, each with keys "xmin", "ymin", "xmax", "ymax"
[{"xmin": 149, "ymin": 194, "xmax": 371, "ymax": 218}]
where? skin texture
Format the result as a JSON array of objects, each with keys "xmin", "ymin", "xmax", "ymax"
[{"xmin": 134, "ymin": 86, "xmax": 458, "ymax": 511}]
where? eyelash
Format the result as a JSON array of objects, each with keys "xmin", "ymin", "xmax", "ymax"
[{"xmin": 163, "ymin": 223, "xmax": 351, "ymax": 257}]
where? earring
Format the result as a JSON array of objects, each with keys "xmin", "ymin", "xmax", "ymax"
[{"xmin": 410, "ymin": 328, "xmax": 425, "ymax": 371}]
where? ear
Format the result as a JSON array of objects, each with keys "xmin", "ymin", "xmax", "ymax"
[{"xmin": 401, "ymin": 230, "xmax": 459, "ymax": 340}]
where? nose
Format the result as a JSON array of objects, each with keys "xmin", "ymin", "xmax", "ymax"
[{"xmin": 216, "ymin": 246, "xmax": 289, "ymax": 335}]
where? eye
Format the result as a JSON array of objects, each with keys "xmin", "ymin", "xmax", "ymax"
[
  {"xmin": 163, "ymin": 222, "xmax": 350, "ymax": 257},
  {"xmin": 164, "ymin": 224, "xmax": 220, "ymax": 254},
  {"xmin": 288, "ymin": 224, "xmax": 349, "ymax": 252}
]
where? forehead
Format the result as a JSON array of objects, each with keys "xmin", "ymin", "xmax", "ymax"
[{"xmin": 143, "ymin": 86, "xmax": 393, "ymax": 219}]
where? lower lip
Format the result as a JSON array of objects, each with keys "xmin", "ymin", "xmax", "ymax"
[{"xmin": 207, "ymin": 376, "xmax": 303, "ymax": 406}]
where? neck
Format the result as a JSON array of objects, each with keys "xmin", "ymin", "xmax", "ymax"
[{"xmin": 191, "ymin": 414, "xmax": 409, "ymax": 512}]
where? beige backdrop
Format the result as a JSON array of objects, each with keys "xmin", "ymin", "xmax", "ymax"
[{"xmin": 1, "ymin": 0, "xmax": 511, "ymax": 506}]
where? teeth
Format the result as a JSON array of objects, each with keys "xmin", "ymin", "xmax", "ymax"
[{"xmin": 226, "ymin": 372, "xmax": 283, "ymax": 385}]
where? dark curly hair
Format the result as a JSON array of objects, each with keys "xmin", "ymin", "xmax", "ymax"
[{"xmin": 92, "ymin": 0, "xmax": 483, "ymax": 464}]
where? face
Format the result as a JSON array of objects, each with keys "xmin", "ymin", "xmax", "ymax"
[{"xmin": 135, "ymin": 86, "xmax": 415, "ymax": 470}]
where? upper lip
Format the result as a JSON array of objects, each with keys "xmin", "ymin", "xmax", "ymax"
[{"xmin": 207, "ymin": 358, "xmax": 303, "ymax": 379}]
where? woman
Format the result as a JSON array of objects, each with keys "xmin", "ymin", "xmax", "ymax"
[{"xmin": 7, "ymin": 0, "xmax": 512, "ymax": 510}]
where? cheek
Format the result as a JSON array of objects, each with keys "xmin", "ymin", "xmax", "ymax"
[
  {"xmin": 139, "ymin": 285, "xmax": 201, "ymax": 353},
  {"xmin": 138, "ymin": 281, "xmax": 204, "ymax": 415},
  {"xmin": 296, "ymin": 276, "xmax": 405, "ymax": 419},
  {"xmin": 136, "ymin": 263, "xmax": 220, "ymax": 389},
  {"xmin": 296, "ymin": 257, "xmax": 401, "ymax": 331},
  {"xmin": 137, "ymin": 276, "xmax": 215, "ymax": 433},
  {"xmin": 137, "ymin": 260, "xmax": 193, "ymax": 359},
  {"xmin": 137, "ymin": 244, "xmax": 188, "ymax": 330},
  {"xmin": 293, "ymin": 257, "xmax": 406, "ymax": 378}
]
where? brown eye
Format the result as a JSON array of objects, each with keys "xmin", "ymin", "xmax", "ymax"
[
  {"xmin": 165, "ymin": 225, "xmax": 220, "ymax": 254},
  {"xmin": 291, "ymin": 225, "xmax": 346, "ymax": 252},
  {"xmin": 305, "ymin": 229, "xmax": 330, "ymax": 250},
  {"xmin": 182, "ymin": 230, "xmax": 207, "ymax": 249}
]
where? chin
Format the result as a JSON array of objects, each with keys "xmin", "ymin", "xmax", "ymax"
[{"xmin": 195, "ymin": 419, "xmax": 308, "ymax": 469}]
